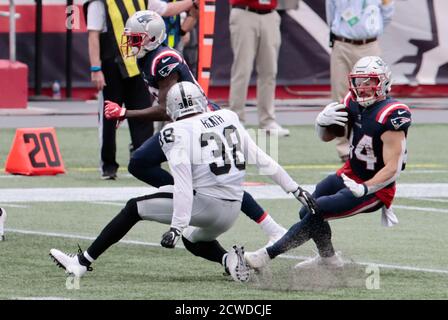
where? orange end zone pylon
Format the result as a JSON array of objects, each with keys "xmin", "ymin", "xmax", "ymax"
[{"xmin": 198, "ymin": 0, "xmax": 216, "ymax": 96}]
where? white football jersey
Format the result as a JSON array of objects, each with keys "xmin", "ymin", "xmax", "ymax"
[
  {"xmin": 160, "ymin": 109, "xmax": 246, "ymax": 201},
  {"xmin": 160, "ymin": 109, "xmax": 298, "ymax": 230}
]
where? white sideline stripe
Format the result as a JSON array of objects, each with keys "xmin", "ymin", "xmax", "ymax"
[
  {"xmin": 89, "ymin": 201, "xmax": 126, "ymax": 206},
  {"xmin": 393, "ymin": 205, "xmax": 448, "ymax": 213},
  {"xmin": 12, "ymin": 297, "xmax": 71, "ymax": 300},
  {"xmin": 0, "ymin": 203, "xmax": 29, "ymax": 208},
  {"xmin": 6, "ymin": 228, "xmax": 448, "ymax": 275},
  {"xmin": 1, "ymin": 183, "xmax": 448, "ymax": 202}
]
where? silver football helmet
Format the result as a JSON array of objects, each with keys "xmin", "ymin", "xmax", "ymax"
[
  {"xmin": 166, "ymin": 82, "xmax": 207, "ymax": 121},
  {"xmin": 349, "ymin": 56, "xmax": 392, "ymax": 107},
  {"xmin": 121, "ymin": 10, "xmax": 166, "ymax": 58}
]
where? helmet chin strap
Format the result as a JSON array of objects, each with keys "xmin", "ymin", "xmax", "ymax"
[
  {"xmin": 135, "ymin": 47, "xmax": 148, "ymax": 59},
  {"xmin": 358, "ymin": 94, "xmax": 387, "ymax": 107}
]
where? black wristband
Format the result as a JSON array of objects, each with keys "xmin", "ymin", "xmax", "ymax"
[
  {"xmin": 362, "ymin": 184, "xmax": 368, "ymax": 196},
  {"xmin": 192, "ymin": 0, "xmax": 199, "ymax": 9},
  {"xmin": 180, "ymin": 29, "xmax": 187, "ymax": 36}
]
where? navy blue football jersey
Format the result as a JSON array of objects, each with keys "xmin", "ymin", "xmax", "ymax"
[
  {"xmin": 137, "ymin": 44, "xmax": 219, "ymax": 111},
  {"xmin": 138, "ymin": 44, "xmax": 201, "ymax": 101},
  {"xmin": 343, "ymin": 93, "xmax": 412, "ymax": 181}
]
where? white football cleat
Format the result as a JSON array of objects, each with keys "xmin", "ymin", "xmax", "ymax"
[
  {"xmin": 264, "ymin": 227, "xmax": 287, "ymax": 248},
  {"xmin": 294, "ymin": 252, "xmax": 344, "ymax": 269},
  {"xmin": 262, "ymin": 122, "xmax": 290, "ymax": 137},
  {"xmin": 226, "ymin": 245, "xmax": 250, "ymax": 283},
  {"xmin": 0, "ymin": 208, "xmax": 6, "ymax": 241},
  {"xmin": 49, "ymin": 248, "xmax": 91, "ymax": 278},
  {"xmin": 244, "ymin": 247, "xmax": 271, "ymax": 270}
]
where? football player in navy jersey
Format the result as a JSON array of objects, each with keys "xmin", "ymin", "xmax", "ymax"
[
  {"xmin": 102, "ymin": 11, "xmax": 291, "ymax": 257},
  {"xmin": 240, "ymin": 56, "xmax": 412, "ymax": 273}
]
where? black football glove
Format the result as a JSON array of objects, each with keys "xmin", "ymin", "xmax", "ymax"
[
  {"xmin": 161, "ymin": 227, "xmax": 182, "ymax": 249},
  {"xmin": 292, "ymin": 187, "xmax": 318, "ymax": 215}
]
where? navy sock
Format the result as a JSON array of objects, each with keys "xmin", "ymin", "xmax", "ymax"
[
  {"xmin": 266, "ymin": 213, "xmax": 335, "ymax": 259},
  {"xmin": 267, "ymin": 213, "xmax": 314, "ymax": 259},
  {"xmin": 241, "ymin": 192, "xmax": 266, "ymax": 222}
]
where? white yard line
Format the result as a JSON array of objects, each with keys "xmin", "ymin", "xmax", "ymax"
[
  {"xmin": 6, "ymin": 228, "xmax": 448, "ymax": 275},
  {"xmin": 279, "ymin": 254, "xmax": 448, "ymax": 274},
  {"xmin": 1, "ymin": 183, "xmax": 448, "ymax": 202},
  {"xmin": 393, "ymin": 205, "xmax": 448, "ymax": 213},
  {"xmin": 12, "ymin": 297, "xmax": 71, "ymax": 300},
  {"xmin": 412, "ymin": 197, "xmax": 448, "ymax": 203},
  {"xmin": 402, "ymin": 170, "xmax": 448, "ymax": 174}
]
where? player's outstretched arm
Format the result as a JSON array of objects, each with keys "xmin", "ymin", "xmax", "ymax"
[
  {"xmin": 240, "ymin": 125, "xmax": 317, "ymax": 214},
  {"xmin": 104, "ymin": 72, "xmax": 181, "ymax": 122},
  {"xmin": 104, "ymin": 101, "xmax": 170, "ymax": 121}
]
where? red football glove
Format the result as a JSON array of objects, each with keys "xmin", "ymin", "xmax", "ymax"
[{"xmin": 104, "ymin": 100, "xmax": 126, "ymax": 120}]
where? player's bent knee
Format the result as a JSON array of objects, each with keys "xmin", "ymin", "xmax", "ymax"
[
  {"xmin": 122, "ymin": 198, "xmax": 140, "ymax": 221},
  {"xmin": 127, "ymin": 158, "xmax": 142, "ymax": 178}
]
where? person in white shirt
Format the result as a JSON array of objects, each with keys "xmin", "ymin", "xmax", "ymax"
[{"xmin": 49, "ymin": 81, "xmax": 316, "ymax": 282}]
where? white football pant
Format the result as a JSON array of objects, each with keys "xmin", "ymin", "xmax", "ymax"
[{"xmin": 136, "ymin": 186, "xmax": 241, "ymax": 242}]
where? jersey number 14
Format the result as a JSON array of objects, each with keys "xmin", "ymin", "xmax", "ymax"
[{"xmin": 352, "ymin": 135, "xmax": 377, "ymax": 170}]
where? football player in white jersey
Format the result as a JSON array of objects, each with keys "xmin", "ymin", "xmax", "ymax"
[
  {"xmin": 106, "ymin": 10, "xmax": 292, "ymax": 248},
  {"xmin": 49, "ymin": 82, "xmax": 315, "ymax": 282}
]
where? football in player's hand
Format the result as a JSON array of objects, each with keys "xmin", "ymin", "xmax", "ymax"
[{"xmin": 326, "ymin": 124, "xmax": 346, "ymax": 137}]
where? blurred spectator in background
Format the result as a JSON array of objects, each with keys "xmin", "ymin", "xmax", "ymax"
[
  {"xmin": 326, "ymin": 0, "xmax": 395, "ymax": 162},
  {"xmin": 276, "ymin": 0, "xmax": 299, "ymax": 14},
  {"xmin": 84, "ymin": 0, "xmax": 197, "ymax": 180},
  {"xmin": 228, "ymin": 0, "xmax": 290, "ymax": 137},
  {"xmin": 162, "ymin": 1, "xmax": 198, "ymax": 52}
]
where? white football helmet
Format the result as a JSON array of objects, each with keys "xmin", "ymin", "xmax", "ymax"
[
  {"xmin": 166, "ymin": 82, "xmax": 207, "ymax": 121},
  {"xmin": 349, "ymin": 56, "xmax": 392, "ymax": 107},
  {"xmin": 121, "ymin": 10, "xmax": 166, "ymax": 58}
]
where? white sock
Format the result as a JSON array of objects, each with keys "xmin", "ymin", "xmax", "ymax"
[
  {"xmin": 0, "ymin": 208, "xmax": 6, "ymax": 236},
  {"xmin": 83, "ymin": 251, "xmax": 95, "ymax": 263},
  {"xmin": 259, "ymin": 215, "xmax": 285, "ymax": 237}
]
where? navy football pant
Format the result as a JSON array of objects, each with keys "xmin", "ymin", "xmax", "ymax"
[
  {"xmin": 267, "ymin": 173, "xmax": 384, "ymax": 258},
  {"xmin": 128, "ymin": 132, "xmax": 266, "ymax": 222}
]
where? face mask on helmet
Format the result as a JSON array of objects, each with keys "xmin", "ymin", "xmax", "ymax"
[
  {"xmin": 349, "ymin": 75, "xmax": 382, "ymax": 107},
  {"xmin": 348, "ymin": 56, "xmax": 392, "ymax": 107},
  {"xmin": 166, "ymin": 82, "xmax": 207, "ymax": 121},
  {"xmin": 120, "ymin": 30, "xmax": 149, "ymax": 58},
  {"xmin": 120, "ymin": 11, "xmax": 166, "ymax": 59}
]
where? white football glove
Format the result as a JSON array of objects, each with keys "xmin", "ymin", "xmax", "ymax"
[
  {"xmin": 316, "ymin": 102, "xmax": 348, "ymax": 127},
  {"xmin": 341, "ymin": 173, "xmax": 368, "ymax": 198}
]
